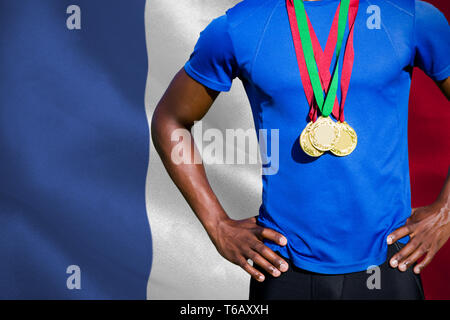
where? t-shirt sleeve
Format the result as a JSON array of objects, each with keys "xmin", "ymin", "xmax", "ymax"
[
  {"xmin": 413, "ymin": 1, "xmax": 450, "ymax": 81},
  {"xmin": 184, "ymin": 15, "xmax": 239, "ymax": 92}
]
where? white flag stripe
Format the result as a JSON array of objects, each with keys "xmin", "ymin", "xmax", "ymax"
[{"xmin": 145, "ymin": 0, "xmax": 261, "ymax": 300}]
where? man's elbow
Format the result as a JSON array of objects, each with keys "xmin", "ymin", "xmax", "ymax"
[{"xmin": 150, "ymin": 105, "xmax": 165, "ymax": 150}]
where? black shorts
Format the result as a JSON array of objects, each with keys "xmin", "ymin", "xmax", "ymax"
[{"xmin": 249, "ymin": 242, "xmax": 425, "ymax": 300}]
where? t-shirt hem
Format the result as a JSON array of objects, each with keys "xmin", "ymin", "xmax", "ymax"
[
  {"xmin": 184, "ymin": 62, "xmax": 232, "ymax": 92},
  {"xmin": 264, "ymin": 241, "xmax": 387, "ymax": 275},
  {"xmin": 427, "ymin": 63, "xmax": 450, "ymax": 81}
]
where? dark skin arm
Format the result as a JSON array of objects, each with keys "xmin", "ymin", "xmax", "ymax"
[
  {"xmin": 437, "ymin": 77, "xmax": 450, "ymax": 100},
  {"xmin": 151, "ymin": 69, "xmax": 289, "ymax": 282},
  {"xmin": 388, "ymin": 76, "xmax": 450, "ymax": 274}
]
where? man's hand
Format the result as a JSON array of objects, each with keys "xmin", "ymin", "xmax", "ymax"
[
  {"xmin": 387, "ymin": 200, "xmax": 450, "ymax": 274},
  {"xmin": 210, "ymin": 216, "xmax": 289, "ymax": 282}
]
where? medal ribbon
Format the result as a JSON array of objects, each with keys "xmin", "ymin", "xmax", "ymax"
[
  {"xmin": 295, "ymin": 0, "xmax": 349, "ymax": 117},
  {"xmin": 339, "ymin": 0, "xmax": 359, "ymax": 122},
  {"xmin": 305, "ymin": 5, "xmax": 341, "ymax": 122},
  {"xmin": 287, "ymin": 0, "xmax": 359, "ymax": 122}
]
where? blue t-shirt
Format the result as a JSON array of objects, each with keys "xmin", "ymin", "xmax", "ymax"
[{"xmin": 184, "ymin": 0, "xmax": 450, "ymax": 274}]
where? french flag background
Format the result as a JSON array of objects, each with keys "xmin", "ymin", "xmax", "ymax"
[{"xmin": 0, "ymin": 0, "xmax": 448, "ymax": 299}]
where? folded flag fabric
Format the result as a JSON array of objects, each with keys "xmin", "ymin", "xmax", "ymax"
[{"xmin": 0, "ymin": 0, "xmax": 151, "ymax": 299}]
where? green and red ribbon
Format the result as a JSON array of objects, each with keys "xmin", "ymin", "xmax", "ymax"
[{"xmin": 286, "ymin": 0, "xmax": 360, "ymax": 122}]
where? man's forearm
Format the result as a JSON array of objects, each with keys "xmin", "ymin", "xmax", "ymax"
[{"xmin": 151, "ymin": 112, "xmax": 230, "ymax": 240}]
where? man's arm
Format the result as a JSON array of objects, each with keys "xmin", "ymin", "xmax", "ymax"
[
  {"xmin": 389, "ymin": 70, "xmax": 450, "ymax": 273},
  {"xmin": 437, "ymin": 76, "xmax": 450, "ymax": 100},
  {"xmin": 387, "ymin": 76, "xmax": 450, "ymax": 274},
  {"xmin": 151, "ymin": 69, "xmax": 289, "ymax": 282}
]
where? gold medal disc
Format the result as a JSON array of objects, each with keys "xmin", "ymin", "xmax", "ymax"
[
  {"xmin": 330, "ymin": 122, "xmax": 357, "ymax": 156},
  {"xmin": 309, "ymin": 116, "xmax": 340, "ymax": 151},
  {"xmin": 300, "ymin": 122, "xmax": 324, "ymax": 157}
]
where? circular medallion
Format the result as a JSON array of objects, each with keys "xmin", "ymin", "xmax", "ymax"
[
  {"xmin": 309, "ymin": 116, "xmax": 340, "ymax": 151},
  {"xmin": 330, "ymin": 122, "xmax": 357, "ymax": 156},
  {"xmin": 300, "ymin": 122, "xmax": 324, "ymax": 157}
]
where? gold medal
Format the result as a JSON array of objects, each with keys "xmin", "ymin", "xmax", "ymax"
[
  {"xmin": 300, "ymin": 122, "xmax": 324, "ymax": 157},
  {"xmin": 330, "ymin": 121, "xmax": 357, "ymax": 156},
  {"xmin": 309, "ymin": 116, "xmax": 340, "ymax": 151}
]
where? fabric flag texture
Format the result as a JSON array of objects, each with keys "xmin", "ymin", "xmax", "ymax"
[{"xmin": 0, "ymin": 0, "xmax": 151, "ymax": 299}]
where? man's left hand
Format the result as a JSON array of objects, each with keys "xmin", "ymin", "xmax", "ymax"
[{"xmin": 387, "ymin": 200, "xmax": 450, "ymax": 274}]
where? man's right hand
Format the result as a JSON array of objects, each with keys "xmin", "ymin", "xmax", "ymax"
[{"xmin": 209, "ymin": 216, "xmax": 289, "ymax": 282}]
